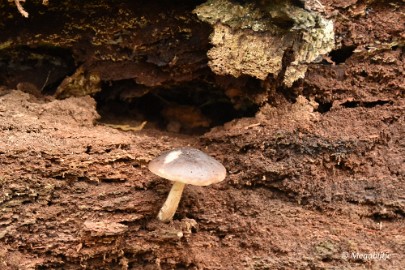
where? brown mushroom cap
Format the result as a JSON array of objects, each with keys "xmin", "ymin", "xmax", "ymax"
[{"xmin": 148, "ymin": 147, "xmax": 226, "ymax": 186}]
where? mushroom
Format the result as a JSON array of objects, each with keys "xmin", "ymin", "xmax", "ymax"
[{"xmin": 148, "ymin": 147, "xmax": 226, "ymax": 222}]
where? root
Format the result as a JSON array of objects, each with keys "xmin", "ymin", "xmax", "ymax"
[
  {"xmin": 13, "ymin": 0, "xmax": 49, "ymax": 18},
  {"xmin": 15, "ymin": 0, "xmax": 28, "ymax": 18}
]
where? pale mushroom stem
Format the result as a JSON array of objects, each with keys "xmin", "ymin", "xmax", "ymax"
[{"xmin": 158, "ymin": 181, "xmax": 186, "ymax": 222}]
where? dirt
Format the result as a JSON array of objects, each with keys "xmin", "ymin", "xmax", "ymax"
[{"xmin": 1, "ymin": 0, "xmax": 404, "ymax": 270}]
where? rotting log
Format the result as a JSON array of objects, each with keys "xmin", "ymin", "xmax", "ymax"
[
  {"xmin": 0, "ymin": 0, "xmax": 404, "ymax": 269},
  {"xmin": 0, "ymin": 0, "xmax": 212, "ymax": 95},
  {"xmin": 1, "ymin": 0, "xmax": 335, "ymax": 102}
]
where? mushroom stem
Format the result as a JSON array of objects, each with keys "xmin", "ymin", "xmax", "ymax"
[{"xmin": 158, "ymin": 181, "xmax": 186, "ymax": 222}]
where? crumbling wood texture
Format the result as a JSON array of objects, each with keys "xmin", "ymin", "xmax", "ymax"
[
  {"xmin": 0, "ymin": 0, "xmax": 404, "ymax": 269},
  {"xmin": 194, "ymin": 0, "xmax": 334, "ymax": 87},
  {"xmin": 0, "ymin": 0, "xmax": 212, "ymax": 98},
  {"xmin": 1, "ymin": 0, "xmax": 336, "ymax": 104}
]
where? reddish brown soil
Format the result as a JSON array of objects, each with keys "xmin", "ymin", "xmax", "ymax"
[{"xmin": 1, "ymin": 0, "xmax": 404, "ymax": 270}]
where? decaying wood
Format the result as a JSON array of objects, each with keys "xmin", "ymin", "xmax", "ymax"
[{"xmin": 0, "ymin": 0, "xmax": 404, "ymax": 269}]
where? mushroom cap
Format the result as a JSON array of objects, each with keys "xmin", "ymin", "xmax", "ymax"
[{"xmin": 148, "ymin": 147, "xmax": 226, "ymax": 186}]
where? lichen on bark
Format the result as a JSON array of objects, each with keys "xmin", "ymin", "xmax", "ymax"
[{"xmin": 194, "ymin": 0, "xmax": 335, "ymax": 86}]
